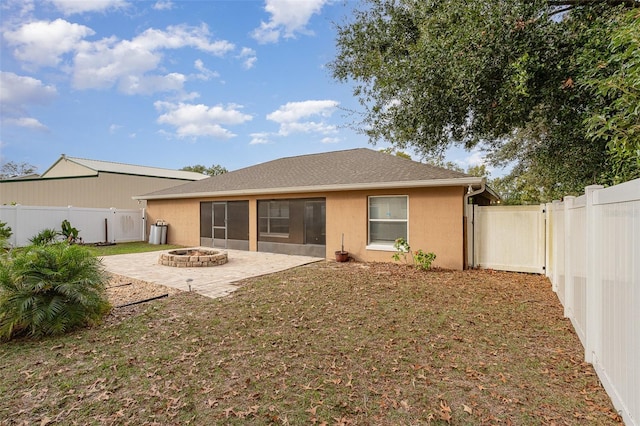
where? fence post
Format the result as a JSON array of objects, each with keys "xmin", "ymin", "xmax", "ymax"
[
  {"xmin": 141, "ymin": 208, "xmax": 147, "ymax": 243},
  {"xmin": 109, "ymin": 208, "xmax": 116, "ymax": 243},
  {"xmin": 563, "ymin": 196, "xmax": 575, "ymax": 319},
  {"xmin": 544, "ymin": 203, "xmax": 551, "ymax": 279},
  {"xmin": 584, "ymin": 185, "xmax": 604, "ymax": 363},
  {"xmin": 551, "ymin": 200, "xmax": 562, "ymax": 292},
  {"xmin": 15, "ymin": 205, "xmax": 24, "ymax": 248}
]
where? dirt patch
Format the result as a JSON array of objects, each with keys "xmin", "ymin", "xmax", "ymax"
[
  {"xmin": 103, "ymin": 273, "xmax": 182, "ymax": 324},
  {"xmin": 106, "ymin": 273, "xmax": 182, "ymax": 307}
]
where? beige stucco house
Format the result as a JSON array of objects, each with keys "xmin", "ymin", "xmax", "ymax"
[
  {"xmin": 136, "ymin": 148, "xmax": 497, "ymax": 270},
  {"xmin": 0, "ymin": 154, "xmax": 207, "ymax": 209}
]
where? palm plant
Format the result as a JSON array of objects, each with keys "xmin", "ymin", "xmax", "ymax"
[
  {"xmin": 29, "ymin": 228, "xmax": 60, "ymax": 246},
  {"xmin": 0, "ymin": 243, "xmax": 111, "ymax": 340}
]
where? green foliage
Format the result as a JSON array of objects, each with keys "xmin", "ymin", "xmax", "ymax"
[
  {"xmin": 392, "ymin": 237, "xmax": 436, "ymax": 270},
  {"xmin": 0, "ymin": 222, "xmax": 11, "ymax": 240},
  {"xmin": 60, "ymin": 220, "xmax": 80, "ymax": 244},
  {"xmin": 0, "ymin": 221, "xmax": 12, "ymax": 250},
  {"xmin": 379, "ymin": 147, "xmax": 412, "ymax": 159},
  {"xmin": 0, "ymin": 244, "xmax": 111, "ymax": 340},
  {"xmin": 330, "ymin": 0, "xmax": 636, "ymax": 202},
  {"xmin": 582, "ymin": 8, "xmax": 640, "ymax": 184},
  {"xmin": 180, "ymin": 164, "xmax": 228, "ymax": 176},
  {"xmin": 413, "ymin": 249, "xmax": 436, "ymax": 270},
  {"xmin": 29, "ymin": 228, "xmax": 60, "ymax": 246},
  {"xmin": 392, "ymin": 237, "xmax": 411, "ymax": 262}
]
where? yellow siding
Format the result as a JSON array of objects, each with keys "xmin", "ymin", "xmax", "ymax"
[
  {"xmin": 0, "ymin": 173, "xmax": 192, "ymax": 209},
  {"xmin": 146, "ymin": 186, "xmax": 465, "ymax": 270}
]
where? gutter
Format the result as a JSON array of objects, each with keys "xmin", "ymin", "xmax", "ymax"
[
  {"xmin": 133, "ymin": 177, "xmax": 485, "ymax": 201},
  {"xmin": 463, "ymin": 178, "xmax": 503, "ymax": 269}
]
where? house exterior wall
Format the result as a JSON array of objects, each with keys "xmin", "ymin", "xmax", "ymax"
[
  {"xmin": 325, "ymin": 187, "xmax": 464, "ymax": 270},
  {"xmin": 145, "ymin": 185, "xmax": 466, "ymax": 270},
  {"xmin": 0, "ymin": 173, "xmax": 191, "ymax": 209}
]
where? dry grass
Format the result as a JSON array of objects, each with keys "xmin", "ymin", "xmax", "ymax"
[{"xmin": 0, "ymin": 262, "xmax": 621, "ymax": 425}]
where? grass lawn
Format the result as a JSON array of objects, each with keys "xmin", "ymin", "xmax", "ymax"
[
  {"xmin": 0, "ymin": 262, "xmax": 621, "ymax": 425},
  {"xmin": 85, "ymin": 241, "xmax": 184, "ymax": 257}
]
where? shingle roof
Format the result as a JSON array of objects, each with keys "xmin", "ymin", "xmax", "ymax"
[
  {"xmin": 137, "ymin": 148, "xmax": 481, "ymax": 200},
  {"xmin": 46, "ymin": 156, "xmax": 208, "ymax": 181}
]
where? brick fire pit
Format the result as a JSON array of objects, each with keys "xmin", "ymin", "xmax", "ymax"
[{"xmin": 158, "ymin": 249, "xmax": 228, "ymax": 267}]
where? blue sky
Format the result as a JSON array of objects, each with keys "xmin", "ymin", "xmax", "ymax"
[{"xmin": 0, "ymin": 0, "xmax": 495, "ymax": 176}]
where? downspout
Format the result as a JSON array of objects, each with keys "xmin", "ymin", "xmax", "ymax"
[{"xmin": 463, "ymin": 179, "xmax": 486, "ymax": 269}]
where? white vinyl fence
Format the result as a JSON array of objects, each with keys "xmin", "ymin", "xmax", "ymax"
[
  {"xmin": 545, "ymin": 180, "xmax": 639, "ymax": 426},
  {"xmin": 472, "ymin": 204, "xmax": 546, "ymax": 273},
  {"xmin": 0, "ymin": 205, "xmax": 146, "ymax": 247}
]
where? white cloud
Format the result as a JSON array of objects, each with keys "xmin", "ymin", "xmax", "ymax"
[
  {"xmin": 249, "ymin": 132, "xmax": 270, "ymax": 145},
  {"xmin": 252, "ymin": 0, "xmax": 330, "ymax": 44},
  {"xmin": 109, "ymin": 124, "xmax": 121, "ymax": 134},
  {"xmin": 47, "ymin": 0, "xmax": 128, "ymax": 15},
  {"xmin": 154, "ymin": 101, "xmax": 252, "ymax": 139},
  {"xmin": 131, "ymin": 24, "xmax": 234, "ymax": 54},
  {"xmin": 4, "ymin": 117, "xmax": 48, "ymax": 131},
  {"xmin": 72, "ymin": 24, "xmax": 234, "ymax": 93},
  {"xmin": 1, "ymin": 0, "xmax": 35, "ymax": 19},
  {"xmin": 4, "ymin": 20, "xmax": 234, "ymax": 95},
  {"xmin": 267, "ymin": 100, "xmax": 338, "ymax": 123},
  {"xmin": 193, "ymin": 59, "xmax": 219, "ymax": 80},
  {"xmin": 0, "ymin": 72, "xmax": 56, "ymax": 132},
  {"xmin": 238, "ymin": 47, "xmax": 257, "ymax": 70},
  {"xmin": 0, "ymin": 71, "xmax": 57, "ymax": 106},
  {"xmin": 277, "ymin": 121, "xmax": 336, "ymax": 136},
  {"xmin": 455, "ymin": 148, "xmax": 487, "ymax": 168},
  {"xmin": 119, "ymin": 72, "xmax": 186, "ymax": 95},
  {"xmin": 266, "ymin": 100, "xmax": 338, "ymax": 136},
  {"xmin": 321, "ymin": 137, "xmax": 340, "ymax": 144},
  {"xmin": 3, "ymin": 19, "xmax": 94, "ymax": 68},
  {"xmin": 152, "ymin": 0, "xmax": 173, "ymax": 10}
]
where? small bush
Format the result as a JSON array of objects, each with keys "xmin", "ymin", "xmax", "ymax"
[
  {"xmin": 0, "ymin": 244, "xmax": 111, "ymax": 340},
  {"xmin": 29, "ymin": 228, "xmax": 60, "ymax": 246},
  {"xmin": 0, "ymin": 221, "xmax": 11, "ymax": 250},
  {"xmin": 392, "ymin": 237, "xmax": 436, "ymax": 270},
  {"xmin": 61, "ymin": 220, "xmax": 81, "ymax": 244}
]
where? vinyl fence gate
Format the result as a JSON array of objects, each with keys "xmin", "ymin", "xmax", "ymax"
[{"xmin": 470, "ymin": 204, "xmax": 546, "ymax": 274}]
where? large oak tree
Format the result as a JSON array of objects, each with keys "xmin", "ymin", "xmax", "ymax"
[{"xmin": 330, "ymin": 0, "xmax": 638, "ymax": 202}]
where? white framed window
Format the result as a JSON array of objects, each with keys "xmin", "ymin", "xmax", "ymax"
[
  {"xmin": 367, "ymin": 195, "xmax": 408, "ymax": 250},
  {"xmin": 258, "ymin": 200, "xmax": 290, "ymax": 237}
]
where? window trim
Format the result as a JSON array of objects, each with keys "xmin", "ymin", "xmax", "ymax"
[{"xmin": 366, "ymin": 195, "xmax": 409, "ymax": 250}]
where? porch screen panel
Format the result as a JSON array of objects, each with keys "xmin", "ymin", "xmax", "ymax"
[
  {"xmin": 258, "ymin": 200, "xmax": 290, "ymax": 237},
  {"xmin": 200, "ymin": 202, "xmax": 212, "ymax": 238},
  {"xmin": 227, "ymin": 201, "xmax": 249, "ymax": 241}
]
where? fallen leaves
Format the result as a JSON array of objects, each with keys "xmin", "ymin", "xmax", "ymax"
[{"xmin": 0, "ymin": 263, "xmax": 622, "ymax": 425}]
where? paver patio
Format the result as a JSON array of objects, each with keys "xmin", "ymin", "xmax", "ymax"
[{"xmin": 100, "ymin": 248, "xmax": 323, "ymax": 299}]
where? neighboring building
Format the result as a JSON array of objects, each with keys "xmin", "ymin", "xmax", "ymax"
[
  {"xmin": 0, "ymin": 154, "xmax": 207, "ymax": 209},
  {"xmin": 135, "ymin": 148, "xmax": 497, "ymax": 270}
]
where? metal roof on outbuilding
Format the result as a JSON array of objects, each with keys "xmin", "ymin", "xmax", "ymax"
[{"xmin": 41, "ymin": 155, "xmax": 208, "ymax": 181}]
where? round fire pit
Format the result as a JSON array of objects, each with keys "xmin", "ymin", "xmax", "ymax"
[{"xmin": 159, "ymin": 249, "xmax": 228, "ymax": 267}]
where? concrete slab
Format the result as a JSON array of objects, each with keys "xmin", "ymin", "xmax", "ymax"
[{"xmin": 100, "ymin": 248, "xmax": 324, "ymax": 299}]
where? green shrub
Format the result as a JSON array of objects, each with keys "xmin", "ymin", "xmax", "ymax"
[
  {"xmin": 0, "ymin": 244, "xmax": 111, "ymax": 340},
  {"xmin": 60, "ymin": 220, "xmax": 80, "ymax": 244},
  {"xmin": 392, "ymin": 237, "xmax": 436, "ymax": 270},
  {"xmin": 29, "ymin": 228, "xmax": 60, "ymax": 246},
  {"xmin": 0, "ymin": 221, "xmax": 11, "ymax": 251}
]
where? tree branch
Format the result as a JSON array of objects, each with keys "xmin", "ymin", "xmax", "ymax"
[{"xmin": 547, "ymin": 0, "xmax": 639, "ymax": 7}]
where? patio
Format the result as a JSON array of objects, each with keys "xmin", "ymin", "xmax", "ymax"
[{"xmin": 100, "ymin": 248, "xmax": 323, "ymax": 299}]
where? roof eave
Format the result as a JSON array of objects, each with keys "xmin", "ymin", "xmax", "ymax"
[{"xmin": 134, "ymin": 177, "xmax": 483, "ymax": 201}]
